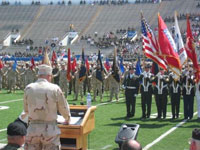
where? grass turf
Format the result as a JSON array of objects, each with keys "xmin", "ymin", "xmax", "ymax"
[{"xmin": 0, "ymin": 89, "xmax": 197, "ymax": 150}]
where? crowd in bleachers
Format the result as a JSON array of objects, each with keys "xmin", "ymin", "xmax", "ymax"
[
  {"xmin": 164, "ymin": 13, "xmax": 200, "ymax": 23},
  {"xmin": 12, "ymin": 39, "xmax": 34, "ymax": 46}
]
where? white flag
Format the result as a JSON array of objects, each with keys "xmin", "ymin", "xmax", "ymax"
[{"xmin": 174, "ymin": 11, "xmax": 187, "ymax": 67}]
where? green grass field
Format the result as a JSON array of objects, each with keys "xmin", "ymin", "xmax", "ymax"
[{"xmin": 0, "ymin": 90, "xmax": 198, "ymax": 150}]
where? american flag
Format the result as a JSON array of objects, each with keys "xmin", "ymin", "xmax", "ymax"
[{"xmin": 141, "ymin": 14, "xmax": 167, "ymax": 70}]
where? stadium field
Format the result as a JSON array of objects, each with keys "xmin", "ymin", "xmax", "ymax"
[{"xmin": 0, "ymin": 90, "xmax": 198, "ymax": 150}]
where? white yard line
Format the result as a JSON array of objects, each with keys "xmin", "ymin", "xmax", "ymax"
[
  {"xmin": 0, "ymin": 99, "xmax": 23, "ymax": 104},
  {"xmin": 0, "ymin": 129, "xmax": 6, "ymax": 133},
  {"xmin": 101, "ymin": 145, "xmax": 112, "ymax": 149},
  {"xmin": 143, "ymin": 112, "xmax": 198, "ymax": 150}
]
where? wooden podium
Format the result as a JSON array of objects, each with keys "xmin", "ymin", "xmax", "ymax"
[{"xmin": 58, "ymin": 105, "xmax": 96, "ymax": 150}]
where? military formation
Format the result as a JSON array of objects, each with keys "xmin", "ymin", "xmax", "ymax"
[{"xmin": 0, "ymin": 58, "xmax": 200, "ymax": 121}]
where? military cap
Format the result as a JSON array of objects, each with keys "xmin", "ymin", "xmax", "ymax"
[
  {"xmin": 192, "ymin": 128, "xmax": 200, "ymax": 140},
  {"xmin": 38, "ymin": 64, "xmax": 52, "ymax": 75},
  {"xmin": 7, "ymin": 122, "xmax": 27, "ymax": 136}
]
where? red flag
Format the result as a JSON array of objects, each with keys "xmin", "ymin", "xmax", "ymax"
[
  {"xmin": 30, "ymin": 57, "xmax": 35, "ymax": 70},
  {"xmin": 51, "ymin": 51, "xmax": 57, "ymax": 65},
  {"xmin": 72, "ymin": 57, "xmax": 76, "ymax": 72},
  {"xmin": 0, "ymin": 59, "xmax": 4, "ymax": 69},
  {"xmin": 85, "ymin": 58, "xmax": 90, "ymax": 72},
  {"xmin": 158, "ymin": 14, "xmax": 181, "ymax": 78},
  {"xmin": 67, "ymin": 48, "xmax": 71, "ymax": 81},
  {"xmin": 185, "ymin": 15, "xmax": 200, "ymax": 81}
]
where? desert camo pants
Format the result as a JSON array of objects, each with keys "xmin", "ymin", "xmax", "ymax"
[{"xmin": 25, "ymin": 134, "xmax": 60, "ymax": 150}]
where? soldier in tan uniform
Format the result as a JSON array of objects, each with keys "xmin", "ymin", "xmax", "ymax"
[
  {"xmin": 58, "ymin": 63, "xmax": 68, "ymax": 97},
  {"xmin": 23, "ymin": 64, "xmax": 71, "ymax": 150},
  {"xmin": 91, "ymin": 65, "xmax": 105, "ymax": 102},
  {"xmin": 74, "ymin": 64, "xmax": 84, "ymax": 101},
  {"xmin": 107, "ymin": 68, "xmax": 121, "ymax": 102},
  {"xmin": 4, "ymin": 63, "xmax": 19, "ymax": 93},
  {"xmin": 23, "ymin": 63, "xmax": 36, "ymax": 87}
]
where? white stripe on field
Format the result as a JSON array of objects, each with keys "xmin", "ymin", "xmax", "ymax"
[
  {"xmin": 0, "ymin": 99, "xmax": 23, "ymax": 104},
  {"xmin": 101, "ymin": 145, "xmax": 112, "ymax": 149},
  {"xmin": 0, "ymin": 129, "xmax": 6, "ymax": 133},
  {"xmin": 143, "ymin": 112, "xmax": 198, "ymax": 150},
  {"xmin": 0, "ymin": 139, "xmax": 6, "ymax": 142}
]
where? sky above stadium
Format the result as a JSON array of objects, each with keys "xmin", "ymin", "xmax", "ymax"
[{"xmin": 4, "ymin": 0, "xmax": 136, "ymax": 5}]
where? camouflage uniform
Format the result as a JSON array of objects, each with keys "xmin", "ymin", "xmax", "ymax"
[
  {"xmin": 23, "ymin": 78, "xmax": 71, "ymax": 150},
  {"xmin": 5, "ymin": 67, "xmax": 18, "ymax": 92},
  {"xmin": 24, "ymin": 68, "xmax": 36, "ymax": 87},
  {"xmin": 59, "ymin": 68, "xmax": 68, "ymax": 97},
  {"xmin": 91, "ymin": 68, "xmax": 104, "ymax": 101},
  {"xmin": 0, "ymin": 143, "xmax": 24, "ymax": 150},
  {"xmin": 74, "ymin": 70, "xmax": 84, "ymax": 100},
  {"xmin": 18, "ymin": 65, "xmax": 25, "ymax": 90},
  {"xmin": 108, "ymin": 72, "xmax": 120, "ymax": 101}
]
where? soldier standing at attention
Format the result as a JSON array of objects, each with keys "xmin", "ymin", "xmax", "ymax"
[
  {"xmin": 139, "ymin": 64, "xmax": 153, "ymax": 119},
  {"xmin": 59, "ymin": 63, "xmax": 68, "ymax": 97},
  {"xmin": 22, "ymin": 64, "xmax": 71, "ymax": 150},
  {"xmin": 123, "ymin": 66, "xmax": 140, "ymax": 118},
  {"xmin": 169, "ymin": 72, "xmax": 181, "ymax": 119},
  {"xmin": 182, "ymin": 69, "xmax": 195, "ymax": 120}
]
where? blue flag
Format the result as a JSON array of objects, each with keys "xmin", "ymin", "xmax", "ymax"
[
  {"xmin": 79, "ymin": 48, "xmax": 86, "ymax": 82},
  {"xmin": 12, "ymin": 60, "xmax": 17, "ymax": 71},
  {"xmin": 135, "ymin": 58, "xmax": 142, "ymax": 76},
  {"xmin": 119, "ymin": 57, "xmax": 125, "ymax": 74}
]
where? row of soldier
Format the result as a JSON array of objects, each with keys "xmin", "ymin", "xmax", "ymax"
[{"xmin": 0, "ymin": 60, "xmax": 199, "ymax": 120}]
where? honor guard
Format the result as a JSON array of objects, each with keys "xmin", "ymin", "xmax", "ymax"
[
  {"xmin": 153, "ymin": 68, "xmax": 169, "ymax": 119},
  {"xmin": 182, "ymin": 69, "xmax": 195, "ymax": 119},
  {"xmin": 123, "ymin": 66, "xmax": 140, "ymax": 118},
  {"xmin": 169, "ymin": 73, "xmax": 181, "ymax": 119},
  {"xmin": 139, "ymin": 64, "xmax": 153, "ymax": 119}
]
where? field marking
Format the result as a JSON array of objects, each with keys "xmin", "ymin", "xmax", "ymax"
[
  {"xmin": 0, "ymin": 129, "xmax": 6, "ymax": 133},
  {"xmin": 143, "ymin": 112, "xmax": 198, "ymax": 150},
  {"xmin": 0, "ymin": 106, "xmax": 9, "ymax": 110},
  {"xmin": 0, "ymin": 99, "xmax": 23, "ymax": 104},
  {"xmin": 101, "ymin": 145, "xmax": 112, "ymax": 149},
  {"xmin": 0, "ymin": 139, "xmax": 6, "ymax": 142}
]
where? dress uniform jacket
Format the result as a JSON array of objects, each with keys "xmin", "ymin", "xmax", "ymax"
[
  {"xmin": 153, "ymin": 74, "xmax": 169, "ymax": 119},
  {"xmin": 169, "ymin": 75, "xmax": 181, "ymax": 119},
  {"xmin": 123, "ymin": 73, "xmax": 139, "ymax": 117},
  {"xmin": 182, "ymin": 75, "xmax": 195, "ymax": 119},
  {"xmin": 139, "ymin": 71, "xmax": 153, "ymax": 118}
]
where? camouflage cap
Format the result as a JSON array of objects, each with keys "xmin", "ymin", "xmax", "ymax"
[{"xmin": 38, "ymin": 64, "xmax": 52, "ymax": 75}]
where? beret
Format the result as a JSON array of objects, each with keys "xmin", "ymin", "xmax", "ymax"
[{"xmin": 7, "ymin": 122, "xmax": 27, "ymax": 136}]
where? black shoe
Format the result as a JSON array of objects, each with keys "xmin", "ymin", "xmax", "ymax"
[
  {"xmin": 156, "ymin": 116, "xmax": 161, "ymax": 119},
  {"xmin": 197, "ymin": 118, "xmax": 200, "ymax": 122},
  {"xmin": 184, "ymin": 117, "xmax": 188, "ymax": 120},
  {"xmin": 126, "ymin": 114, "xmax": 131, "ymax": 118}
]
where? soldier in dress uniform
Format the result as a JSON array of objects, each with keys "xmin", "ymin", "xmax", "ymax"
[
  {"xmin": 169, "ymin": 72, "xmax": 181, "ymax": 119},
  {"xmin": 22, "ymin": 64, "xmax": 71, "ymax": 150},
  {"xmin": 139, "ymin": 64, "xmax": 153, "ymax": 119},
  {"xmin": 182, "ymin": 69, "xmax": 195, "ymax": 119},
  {"xmin": 123, "ymin": 66, "xmax": 140, "ymax": 118},
  {"xmin": 152, "ymin": 68, "xmax": 169, "ymax": 119},
  {"xmin": 0, "ymin": 122, "xmax": 27, "ymax": 150}
]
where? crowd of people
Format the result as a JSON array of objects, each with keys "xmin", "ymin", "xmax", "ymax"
[{"xmin": 164, "ymin": 13, "xmax": 200, "ymax": 23}]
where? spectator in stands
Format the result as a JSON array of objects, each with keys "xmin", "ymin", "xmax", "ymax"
[
  {"xmin": 121, "ymin": 140, "xmax": 142, "ymax": 150},
  {"xmin": 190, "ymin": 128, "xmax": 200, "ymax": 150},
  {"xmin": 0, "ymin": 122, "xmax": 27, "ymax": 150}
]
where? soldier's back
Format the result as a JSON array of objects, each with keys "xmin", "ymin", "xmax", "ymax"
[{"xmin": 0, "ymin": 144, "xmax": 24, "ymax": 150}]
